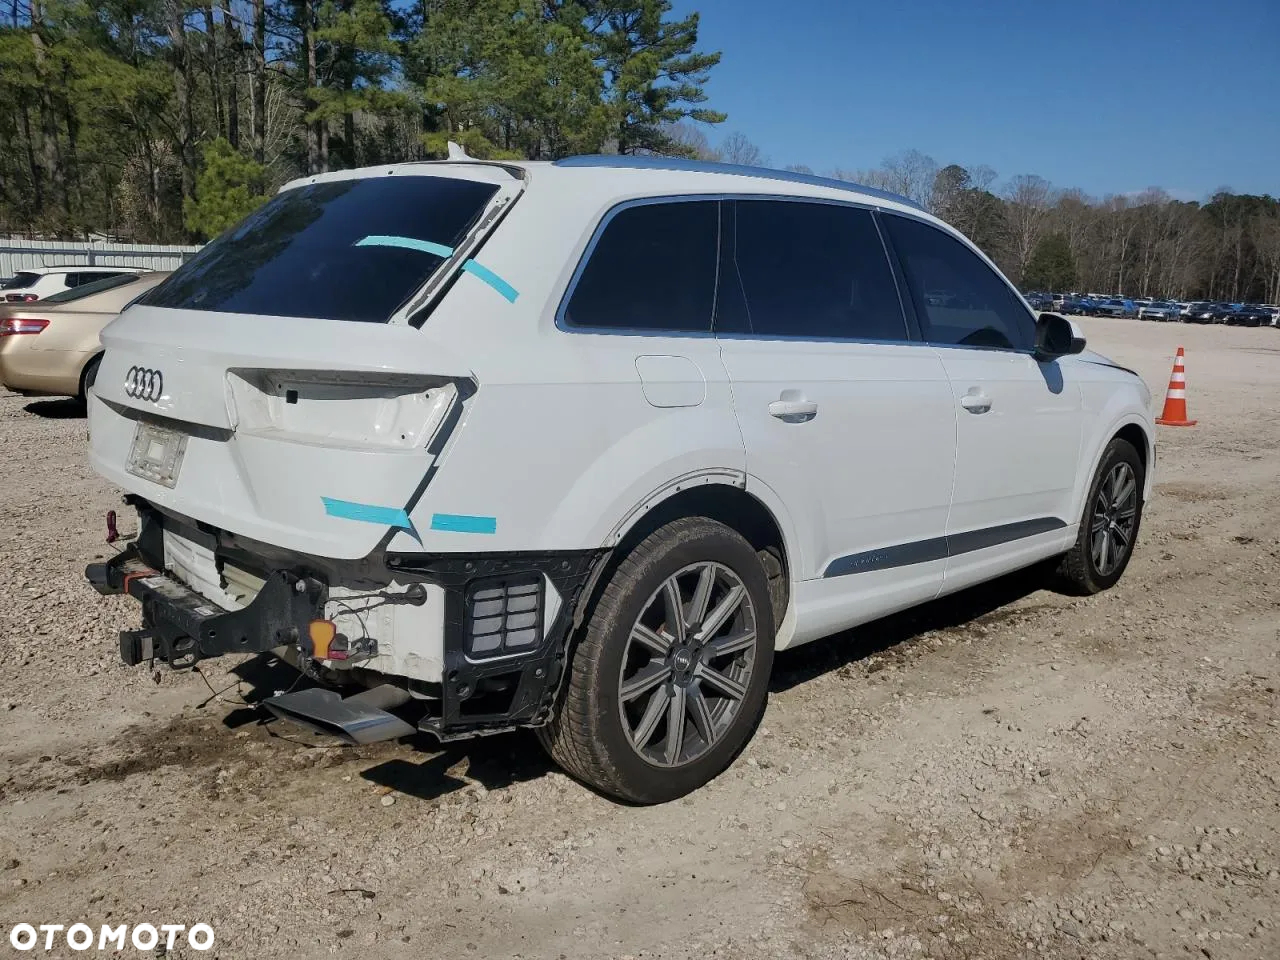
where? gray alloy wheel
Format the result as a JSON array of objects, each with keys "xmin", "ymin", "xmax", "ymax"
[
  {"xmin": 616, "ymin": 561, "xmax": 757, "ymax": 767},
  {"xmin": 1090, "ymin": 461, "xmax": 1138, "ymax": 577},
  {"xmin": 538, "ymin": 516, "xmax": 774, "ymax": 803},
  {"xmin": 1055, "ymin": 436, "xmax": 1144, "ymax": 595}
]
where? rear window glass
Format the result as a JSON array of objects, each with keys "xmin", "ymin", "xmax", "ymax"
[
  {"xmin": 42, "ymin": 273, "xmax": 143, "ymax": 303},
  {"xmin": 2, "ymin": 272, "xmax": 39, "ymax": 290},
  {"xmin": 142, "ymin": 175, "xmax": 499, "ymax": 322}
]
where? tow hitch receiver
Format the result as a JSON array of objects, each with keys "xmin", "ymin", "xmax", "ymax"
[
  {"xmin": 86, "ymin": 547, "xmax": 326, "ymax": 669},
  {"xmin": 262, "ymin": 685, "xmax": 417, "ymax": 744}
]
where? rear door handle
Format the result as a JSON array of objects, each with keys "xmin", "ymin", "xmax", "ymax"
[
  {"xmin": 959, "ymin": 391, "xmax": 992, "ymax": 414},
  {"xmin": 769, "ymin": 398, "xmax": 818, "ymax": 421}
]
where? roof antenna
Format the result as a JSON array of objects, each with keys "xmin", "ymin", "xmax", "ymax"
[{"xmin": 446, "ymin": 140, "xmax": 472, "ymax": 161}]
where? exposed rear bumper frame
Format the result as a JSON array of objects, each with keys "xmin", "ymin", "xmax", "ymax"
[{"xmin": 87, "ymin": 546, "xmax": 326, "ymax": 669}]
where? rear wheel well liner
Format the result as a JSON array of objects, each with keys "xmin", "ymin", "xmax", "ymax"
[{"xmin": 568, "ymin": 483, "xmax": 791, "ymax": 656}]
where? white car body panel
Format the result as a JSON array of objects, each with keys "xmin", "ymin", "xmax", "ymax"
[
  {"xmin": 934, "ymin": 346, "xmax": 1083, "ymax": 540},
  {"xmin": 85, "ymin": 158, "xmax": 1155, "ymax": 699},
  {"xmin": 718, "ymin": 338, "xmax": 956, "ymax": 582}
]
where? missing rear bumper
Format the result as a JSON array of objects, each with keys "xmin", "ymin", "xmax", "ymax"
[{"xmin": 87, "ymin": 547, "xmax": 325, "ymax": 669}]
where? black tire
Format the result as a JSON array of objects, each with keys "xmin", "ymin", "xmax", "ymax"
[
  {"xmin": 1056, "ymin": 437, "xmax": 1144, "ymax": 595},
  {"xmin": 538, "ymin": 517, "xmax": 775, "ymax": 804},
  {"xmin": 78, "ymin": 353, "xmax": 102, "ymax": 405}
]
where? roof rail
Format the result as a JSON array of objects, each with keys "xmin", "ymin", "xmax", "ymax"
[{"xmin": 553, "ymin": 154, "xmax": 924, "ymax": 211}]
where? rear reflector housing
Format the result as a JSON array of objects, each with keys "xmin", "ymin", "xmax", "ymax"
[
  {"xmin": 4, "ymin": 293, "xmax": 38, "ymax": 303},
  {"xmin": 0, "ymin": 318, "xmax": 49, "ymax": 336},
  {"xmin": 464, "ymin": 576, "xmax": 543, "ymax": 658}
]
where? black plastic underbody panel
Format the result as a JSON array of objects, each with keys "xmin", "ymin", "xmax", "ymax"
[{"xmin": 386, "ymin": 550, "xmax": 606, "ymax": 738}]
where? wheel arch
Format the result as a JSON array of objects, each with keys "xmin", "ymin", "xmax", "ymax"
[
  {"xmin": 1073, "ymin": 415, "xmax": 1154, "ymax": 524},
  {"xmin": 1113, "ymin": 422, "xmax": 1151, "ymax": 479},
  {"xmin": 78, "ymin": 350, "xmax": 104, "ymax": 401},
  {"xmin": 575, "ymin": 481, "xmax": 794, "ymax": 645}
]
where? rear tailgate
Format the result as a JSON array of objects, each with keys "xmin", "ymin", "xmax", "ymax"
[
  {"xmin": 89, "ymin": 306, "xmax": 471, "ymax": 559},
  {"xmin": 86, "ymin": 164, "xmax": 526, "ymax": 560}
]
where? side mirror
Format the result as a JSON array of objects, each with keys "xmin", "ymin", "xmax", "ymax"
[{"xmin": 1034, "ymin": 313, "xmax": 1086, "ymax": 361}]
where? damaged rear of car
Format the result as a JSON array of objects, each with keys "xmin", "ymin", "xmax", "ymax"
[{"xmin": 85, "ymin": 161, "xmax": 599, "ymax": 744}]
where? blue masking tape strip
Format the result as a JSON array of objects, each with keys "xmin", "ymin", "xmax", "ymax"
[
  {"xmin": 355, "ymin": 235, "xmax": 518, "ymax": 304},
  {"xmin": 322, "ymin": 497, "xmax": 413, "ymax": 530},
  {"xmin": 355, "ymin": 235, "xmax": 455, "ymax": 258},
  {"xmin": 430, "ymin": 513, "xmax": 497, "ymax": 535},
  {"xmin": 461, "ymin": 260, "xmax": 520, "ymax": 303}
]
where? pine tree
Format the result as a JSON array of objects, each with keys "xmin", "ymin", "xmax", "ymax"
[
  {"xmin": 579, "ymin": 0, "xmax": 725, "ymax": 154},
  {"xmin": 183, "ymin": 137, "xmax": 268, "ymax": 238},
  {"xmin": 1024, "ymin": 233, "xmax": 1077, "ymax": 291}
]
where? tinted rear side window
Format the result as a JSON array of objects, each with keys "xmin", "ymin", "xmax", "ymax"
[
  {"xmin": 69, "ymin": 273, "xmax": 116, "ymax": 287},
  {"xmin": 725, "ymin": 200, "xmax": 906, "ymax": 340},
  {"xmin": 884, "ymin": 214, "xmax": 1035, "ymax": 351},
  {"xmin": 3, "ymin": 272, "xmax": 39, "ymax": 290},
  {"xmin": 143, "ymin": 176, "xmax": 498, "ymax": 322},
  {"xmin": 563, "ymin": 200, "xmax": 718, "ymax": 332},
  {"xmin": 43, "ymin": 274, "xmax": 142, "ymax": 303}
]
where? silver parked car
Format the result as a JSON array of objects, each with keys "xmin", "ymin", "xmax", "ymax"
[{"xmin": 1137, "ymin": 301, "xmax": 1182, "ymax": 322}]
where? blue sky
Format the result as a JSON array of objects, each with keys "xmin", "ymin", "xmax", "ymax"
[{"xmin": 672, "ymin": 0, "xmax": 1279, "ymax": 201}]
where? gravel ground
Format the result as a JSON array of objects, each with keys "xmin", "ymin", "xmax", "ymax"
[{"xmin": 1, "ymin": 317, "xmax": 1278, "ymax": 960}]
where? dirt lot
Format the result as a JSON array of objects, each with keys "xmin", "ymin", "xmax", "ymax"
[{"xmin": 1, "ymin": 317, "xmax": 1278, "ymax": 960}]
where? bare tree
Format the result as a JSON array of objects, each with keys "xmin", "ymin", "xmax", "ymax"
[
  {"xmin": 877, "ymin": 149, "xmax": 938, "ymax": 208},
  {"xmin": 968, "ymin": 164, "xmax": 998, "ymax": 193},
  {"xmin": 1253, "ymin": 213, "xmax": 1280, "ymax": 304},
  {"xmin": 831, "ymin": 166, "xmax": 891, "ymax": 190},
  {"xmin": 717, "ymin": 131, "xmax": 765, "ymax": 167},
  {"xmin": 250, "ymin": 0, "xmax": 266, "ymax": 164},
  {"xmin": 662, "ymin": 123, "xmax": 717, "ymax": 160},
  {"xmin": 1003, "ymin": 174, "xmax": 1054, "ymax": 285}
]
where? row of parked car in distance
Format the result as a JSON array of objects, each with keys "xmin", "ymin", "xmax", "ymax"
[{"xmin": 1025, "ymin": 292, "xmax": 1280, "ymax": 327}]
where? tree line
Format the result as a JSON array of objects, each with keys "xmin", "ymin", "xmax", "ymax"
[
  {"xmin": 2, "ymin": 1, "xmax": 1277, "ymax": 304},
  {"xmin": 0, "ymin": 0, "xmax": 723, "ymax": 241}
]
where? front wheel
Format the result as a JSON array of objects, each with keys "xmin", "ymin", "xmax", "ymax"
[
  {"xmin": 539, "ymin": 517, "xmax": 775, "ymax": 803},
  {"xmin": 1056, "ymin": 437, "xmax": 1144, "ymax": 594}
]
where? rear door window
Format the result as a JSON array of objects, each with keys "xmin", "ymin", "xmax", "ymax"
[
  {"xmin": 883, "ymin": 214, "xmax": 1036, "ymax": 351},
  {"xmin": 143, "ymin": 175, "xmax": 500, "ymax": 322},
  {"xmin": 722, "ymin": 200, "xmax": 906, "ymax": 340},
  {"xmin": 562, "ymin": 200, "xmax": 719, "ymax": 333}
]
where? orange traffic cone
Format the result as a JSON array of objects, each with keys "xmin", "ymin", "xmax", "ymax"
[{"xmin": 1155, "ymin": 347, "xmax": 1197, "ymax": 427}]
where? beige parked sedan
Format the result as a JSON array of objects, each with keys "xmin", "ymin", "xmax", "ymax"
[{"xmin": 0, "ymin": 271, "xmax": 169, "ymax": 402}]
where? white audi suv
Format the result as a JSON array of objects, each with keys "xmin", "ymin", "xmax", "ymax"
[{"xmin": 83, "ymin": 154, "xmax": 1154, "ymax": 802}]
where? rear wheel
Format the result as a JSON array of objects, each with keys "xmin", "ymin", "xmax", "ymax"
[
  {"xmin": 1057, "ymin": 437, "xmax": 1144, "ymax": 594},
  {"xmin": 78, "ymin": 353, "xmax": 102, "ymax": 405},
  {"xmin": 539, "ymin": 517, "xmax": 774, "ymax": 803}
]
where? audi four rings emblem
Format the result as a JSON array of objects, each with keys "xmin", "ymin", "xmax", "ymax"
[{"xmin": 125, "ymin": 366, "xmax": 164, "ymax": 402}]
